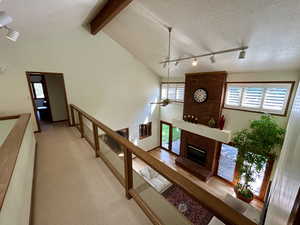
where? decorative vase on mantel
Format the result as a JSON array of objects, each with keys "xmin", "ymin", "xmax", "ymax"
[{"xmin": 219, "ymin": 115, "xmax": 225, "ymax": 130}]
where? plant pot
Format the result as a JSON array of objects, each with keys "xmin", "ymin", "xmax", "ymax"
[{"xmin": 234, "ymin": 187, "xmax": 254, "ymax": 203}]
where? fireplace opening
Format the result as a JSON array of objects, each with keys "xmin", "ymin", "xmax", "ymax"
[{"xmin": 186, "ymin": 145, "xmax": 207, "ymax": 166}]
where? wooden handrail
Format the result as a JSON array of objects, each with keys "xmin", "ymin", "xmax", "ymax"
[
  {"xmin": 70, "ymin": 104, "xmax": 258, "ymax": 225},
  {"xmin": 0, "ymin": 114, "xmax": 31, "ymax": 211}
]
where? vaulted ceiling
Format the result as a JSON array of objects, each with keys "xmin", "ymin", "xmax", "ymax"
[
  {"xmin": 1, "ymin": 0, "xmax": 300, "ymax": 78},
  {"xmin": 103, "ymin": 0, "xmax": 300, "ymax": 77}
]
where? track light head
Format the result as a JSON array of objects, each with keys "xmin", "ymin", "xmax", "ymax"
[
  {"xmin": 174, "ymin": 61, "xmax": 179, "ymax": 66},
  {"xmin": 239, "ymin": 50, "xmax": 246, "ymax": 59},
  {"xmin": 210, "ymin": 55, "xmax": 216, "ymax": 63},
  {"xmin": 6, "ymin": 27, "xmax": 19, "ymax": 41},
  {"xmin": 192, "ymin": 58, "xmax": 198, "ymax": 66}
]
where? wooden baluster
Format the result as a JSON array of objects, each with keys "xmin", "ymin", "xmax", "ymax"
[
  {"xmin": 78, "ymin": 112, "xmax": 84, "ymax": 138},
  {"xmin": 93, "ymin": 123, "xmax": 100, "ymax": 158},
  {"xmin": 71, "ymin": 106, "xmax": 75, "ymax": 126},
  {"xmin": 124, "ymin": 148, "xmax": 133, "ymax": 199}
]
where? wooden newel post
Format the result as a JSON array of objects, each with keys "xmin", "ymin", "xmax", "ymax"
[
  {"xmin": 78, "ymin": 112, "xmax": 84, "ymax": 138},
  {"xmin": 124, "ymin": 148, "xmax": 133, "ymax": 199},
  {"xmin": 93, "ymin": 123, "xmax": 100, "ymax": 158},
  {"xmin": 70, "ymin": 106, "xmax": 75, "ymax": 126}
]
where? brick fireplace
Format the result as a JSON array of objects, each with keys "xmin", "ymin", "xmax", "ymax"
[{"xmin": 175, "ymin": 71, "xmax": 227, "ymax": 181}]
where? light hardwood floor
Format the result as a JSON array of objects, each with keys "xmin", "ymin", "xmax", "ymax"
[{"xmin": 133, "ymin": 148, "xmax": 263, "ymax": 210}]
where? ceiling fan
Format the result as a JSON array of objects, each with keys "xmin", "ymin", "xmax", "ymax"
[{"xmin": 151, "ymin": 27, "xmax": 175, "ymax": 107}]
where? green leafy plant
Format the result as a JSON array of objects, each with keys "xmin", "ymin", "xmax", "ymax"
[{"xmin": 233, "ymin": 114, "xmax": 285, "ymax": 202}]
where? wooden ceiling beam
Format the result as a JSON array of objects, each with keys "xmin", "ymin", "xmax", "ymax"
[{"xmin": 90, "ymin": 0, "xmax": 133, "ymax": 35}]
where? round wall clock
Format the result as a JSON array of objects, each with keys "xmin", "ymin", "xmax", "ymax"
[{"xmin": 193, "ymin": 88, "xmax": 208, "ymax": 103}]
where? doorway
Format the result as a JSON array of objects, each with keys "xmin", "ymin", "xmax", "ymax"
[
  {"xmin": 160, "ymin": 121, "xmax": 181, "ymax": 155},
  {"xmin": 26, "ymin": 72, "xmax": 70, "ymax": 132}
]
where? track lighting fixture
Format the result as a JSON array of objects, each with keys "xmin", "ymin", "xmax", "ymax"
[
  {"xmin": 192, "ymin": 58, "xmax": 198, "ymax": 66},
  {"xmin": 160, "ymin": 46, "xmax": 248, "ymax": 65},
  {"xmin": 210, "ymin": 55, "xmax": 216, "ymax": 63},
  {"xmin": 174, "ymin": 61, "xmax": 179, "ymax": 66},
  {"xmin": 239, "ymin": 50, "xmax": 246, "ymax": 59},
  {"xmin": 0, "ymin": 11, "xmax": 20, "ymax": 42}
]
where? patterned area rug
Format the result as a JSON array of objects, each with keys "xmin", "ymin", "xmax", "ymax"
[{"xmin": 162, "ymin": 185, "xmax": 213, "ymax": 225}]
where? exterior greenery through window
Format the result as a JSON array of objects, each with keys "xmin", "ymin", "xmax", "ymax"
[
  {"xmin": 161, "ymin": 82, "xmax": 185, "ymax": 102},
  {"xmin": 224, "ymin": 82, "xmax": 294, "ymax": 115},
  {"xmin": 160, "ymin": 121, "xmax": 181, "ymax": 155}
]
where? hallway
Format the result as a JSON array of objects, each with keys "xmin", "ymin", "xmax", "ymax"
[{"xmin": 32, "ymin": 123, "xmax": 151, "ymax": 225}]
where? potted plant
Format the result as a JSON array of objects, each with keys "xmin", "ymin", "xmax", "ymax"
[{"xmin": 232, "ymin": 114, "xmax": 285, "ymax": 203}]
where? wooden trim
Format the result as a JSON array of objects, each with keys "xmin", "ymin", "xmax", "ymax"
[
  {"xmin": 0, "ymin": 114, "xmax": 31, "ymax": 211},
  {"xmin": 71, "ymin": 104, "xmax": 257, "ymax": 225},
  {"xmin": 258, "ymin": 160, "xmax": 274, "ymax": 201},
  {"xmin": 161, "ymin": 82, "xmax": 185, "ymax": 84},
  {"xmin": 223, "ymin": 106, "xmax": 289, "ymax": 117},
  {"xmin": 90, "ymin": 0, "xmax": 133, "ymax": 35},
  {"xmin": 26, "ymin": 72, "xmax": 41, "ymax": 132},
  {"xmin": 223, "ymin": 81, "xmax": 296, "ymax": 117},
  {"xmin": 0, "ymin": 115, "xmax": 20, "ymax": 120},
  {"xmin": 71, "ymin": 106, "xmax": 75, "ymax": 126},
  {"xmin": 225, "ymin": 81, "xmax": 296, "ymax": 84},
  {"xmin": 129, "ymin": 189, "xmax": 164, "ymax": 225},
  {"xmin": 124, "ymin": 148, "xmax": 133, "ymax": 199},
  {"xmin": 29, "ymin": 142, "xmax": 38, "ymax": 225},
  {"xmin": 93, "ymin": 123, "xmax": 100, "ymax": 157},
  {"xmin": 288, "ymin": 187, "xmax": 300, "ymax": 225},
  {"xmin": 78, "ymin": 112, "xmax": 84, "ymax": 138},
  {"xmin": 52, "ymin": 119, "xmax": 68, "ymax": 123}
]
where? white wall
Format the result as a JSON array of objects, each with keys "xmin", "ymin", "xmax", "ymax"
[
  {"xmin": 44, "ymin": 75, "xmax": 68, "ymax": 122},
  {"xmin": 0, "ymin": 28, "xmax": 160, "ymax": 151},
  {"xmin": 0, "ymin": 119, "xmax": 36, "ymax": 225},
  {"xmin": 161, "ymin": 71, "xmax": 300, "ymax": 132},
  {"xmin": 265, "ymin": 83, "xmax": 300, "ymax": 225}
]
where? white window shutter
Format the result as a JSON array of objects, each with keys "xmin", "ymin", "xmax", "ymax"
[
  {"xmin": 241, "ymin": 87, "xmax": 264, "ymax": 108},
  {"xmin": 225, "ymin": 86, "xmax": 242, "ymax": 106}
]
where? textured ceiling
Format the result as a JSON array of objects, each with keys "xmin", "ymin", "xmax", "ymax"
[
  {"xmin": 104, "ymin": 0, "xmax": 300, "ymax": 77},
  {"xmin": 1, "ymin": 0, "xmax": 300, "ymax": 78},
  {"xmin": 0, "ymin": 0, "xmax": 106, "ymax": 41}
]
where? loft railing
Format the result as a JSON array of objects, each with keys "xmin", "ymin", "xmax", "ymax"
[{"xmin": 70, "ymin": 104, "xmax": 258, "ymax": 225}]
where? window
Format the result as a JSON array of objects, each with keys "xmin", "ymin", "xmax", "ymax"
[
  {"xmin": 139, "ymin": 122, "xmax": 152, "ymax": 139},
  {"xmin": 32, "ymin": 82, "xmax": 45, "ymax": 99},
  {"xmin": 224, "ymin": 82, "xmax": 294, "ymax": 115},
  {"xmin": 161, "ymin": 83, "xmax": 185, "ymax": 102}
]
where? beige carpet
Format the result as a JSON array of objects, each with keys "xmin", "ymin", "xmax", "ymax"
[{"xmin": 32, "ymin": 123, "xmax": 151, "ymax": 225}]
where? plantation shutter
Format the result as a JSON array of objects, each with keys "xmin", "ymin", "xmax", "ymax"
[
  {"xmin": 241, "ymin": 87, "xmax": 264, "ymax": 108},
  {"xmin": 262, "ymin": 88, "xmax": 289, "ymax": 111},
  {"xmin": 225, "ymin": 86, "xmax": 243, "ymax": 106},
  {"xmin": 176, "ymin": 83, "xmax": 185, "ymax": 101}
]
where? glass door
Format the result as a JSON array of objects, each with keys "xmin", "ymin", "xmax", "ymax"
[
  {"xmin": 161, "ymin": 121, "xmax": 171, "ymax": 150},
  {"xmin": 217, "ymin": 144, "xmax": 238, "ymax": 183},
  {"xmin": 171, "ymin": 127, "xmax": 181, "ymax": 155},
  {"xmin": 160, "ymin": 121, "xmax": 181, "ymax": 155}
]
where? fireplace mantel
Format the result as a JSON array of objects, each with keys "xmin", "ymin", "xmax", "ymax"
[{"xmin": 172, "ymin": 119, "xmax": 231, "ymax": 143}]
